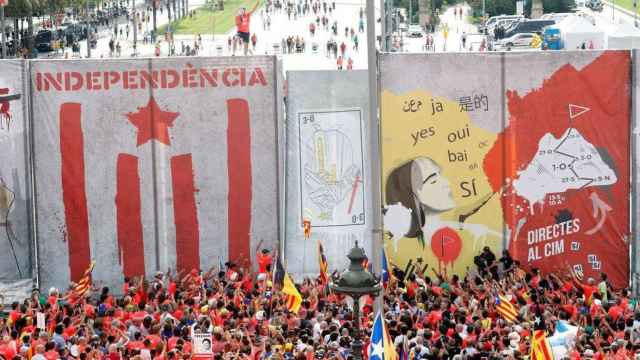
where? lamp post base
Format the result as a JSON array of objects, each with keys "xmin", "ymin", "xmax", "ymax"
[{"xmin": 351, "ymin": 339, "xmax": 364, "ymax": 360}]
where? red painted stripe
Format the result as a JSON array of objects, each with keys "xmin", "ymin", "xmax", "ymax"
[
  {"xmin": 226, "ymin": 99, "xmax": 252, "ymax": 263},
  {"xmin": 171, "ymin": 154, "xmax": 200, "ymax": 272},
  {"xmin": 60, "ymin": 103, "xmax": 91, "ymax": 282},
  {"xmin": 116, "ymin": 154, "xmax": 146, "ymax": 277},
  {"xmin": 347, "ymin": 175, "xmax": 360, "ymax": 214}
]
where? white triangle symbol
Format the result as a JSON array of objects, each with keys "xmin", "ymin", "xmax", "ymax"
[{"xmin": 569, "ymin": 104, "xmax": 590, "ymax": 119}]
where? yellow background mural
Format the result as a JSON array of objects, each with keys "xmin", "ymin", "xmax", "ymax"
[{"xmin": 381, "ymin": 90, "xmax": 503, "ymax": 276}]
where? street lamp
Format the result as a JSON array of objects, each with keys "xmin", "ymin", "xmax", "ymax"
[{"xmin": 329, "ymin": 242, "xmax": 381, "ymax": 360}]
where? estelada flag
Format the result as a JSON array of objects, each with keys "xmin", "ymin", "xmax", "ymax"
[
  {"xmin": 282, "ymin": 273, "xmax": 302, "ymax": 313},
  {"xmin": 369, "ymin": 311, "xmax": 398, "ymax": 360}
]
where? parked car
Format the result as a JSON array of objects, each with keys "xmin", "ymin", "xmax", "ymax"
[
  {"xmin": 494, "ymin": 32, "xmax": 536, "ymax": 50},
  {"xmin": 408, "ymin": 24, "xmax": 424, "ymax": 37},
  {"xmin": 503, "ymin": 19, "xmax": 555, "ymax": 38},
  {"xmin": 36, "ymin": 42, "xmax": 53, "ymax": 52},
  {"xmin": 587, "ymin": 0, "xmax": 603, "ymax": 11}
]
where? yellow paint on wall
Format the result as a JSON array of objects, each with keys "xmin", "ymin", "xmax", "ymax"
[{"xmin": 381, "ymin": 90, "xmax": 504, "ymax": 276}]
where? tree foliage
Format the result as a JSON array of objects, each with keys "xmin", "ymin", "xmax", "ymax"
[{"xmin": 469, "ymin": 0, "xmax": 575, "ymax": 17}]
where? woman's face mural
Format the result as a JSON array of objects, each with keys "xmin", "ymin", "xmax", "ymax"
[{"xmin": 411, "ymin": 157, "xmax": 455, "ymax": 213}]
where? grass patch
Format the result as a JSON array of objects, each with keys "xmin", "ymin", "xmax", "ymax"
[
  {"xmin": 158, "ymin": 0, "xmax": 262, "ymax": 35},
  {"xmin": 467, "ymin": 15, "xmax": 483, "ymax": 24},
  {"xmin": 608, "ymin": 0, "xmax": 639, "ymax": 14}
]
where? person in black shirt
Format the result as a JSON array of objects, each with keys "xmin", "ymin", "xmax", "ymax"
[
  {"xmin": 499, "ymin": 250, "xmax": 514, "ymax": 274},
  {"xmin": 478, "ymin": 246, "xmax": 497, "ymax": 279}
]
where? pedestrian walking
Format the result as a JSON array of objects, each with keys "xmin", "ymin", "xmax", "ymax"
[
  {"xmin": 251, "ymin": 33, "xmax": 257, "ymax": 50},
  {"xmin": 337, "ymin": 55, "xmax": 343, "ymax": 70}
]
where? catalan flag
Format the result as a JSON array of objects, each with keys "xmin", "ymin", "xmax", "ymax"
[
  {"xmin": 71, "ymin": 261, "xmax": 95, "ymax": 297},
  {"xmin": 495, "ymin": 294, "xmax": 518, "ymax": 323},
  {"xmin": 318, "ymin": 240, "xmax": 329, "ymax": 285},
  {"xmin": 530, "ymin": 330, "xmax": 554, "ymax": 360},
  {"xmin": 303, "ymin": 219, "xmax": 311, "ymax": 239},
  {"xmin": 282, "ymin": 273, "xmax": 302, "ymax": 313}
]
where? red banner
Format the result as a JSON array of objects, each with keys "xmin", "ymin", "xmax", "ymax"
[{"xmin": 485, "ymin": 51, "xmax": 631, "ymax": 288}]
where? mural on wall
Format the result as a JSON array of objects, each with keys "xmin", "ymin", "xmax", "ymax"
[
  {"xmin": 485, "ymin": 51, "xmax": 630, "ymax": 288},
  {"xmin": 31, "ymin": 58, "xmax": 279, "ymax": 290},
  {"xmin": 298, "ymin": 109, "xmax": 366, "ymax": 227},
  {"xmin": 381, "ymin": 51, "xmax": 630, "ymax": 287},
  {"xmin": 0, "ymin": 60, "xmax": 31, "ymax": 281},
  {"xmin": 381, "ymin": 89, "xmax": 503, "ymax": 276}
]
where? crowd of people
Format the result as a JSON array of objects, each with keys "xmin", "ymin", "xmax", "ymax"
[
  {"xmin": 254, "ymin": 0, "xmax": 360, "ymax": 67},
  {"xmin": 0, "ymin": 244, "xmax": 638, "ymax": 360}
]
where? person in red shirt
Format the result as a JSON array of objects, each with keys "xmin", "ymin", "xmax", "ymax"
[
  {"xmin": 234, "ymin": 0, "xmax": 260, "ymax": 55},
  {"xmin": 256, "ymin": 248, "xmax": 272, "ymax": 275},
  {"xmin": 251, "ymin": 33, "xmax": 257, "ymax": 50}
]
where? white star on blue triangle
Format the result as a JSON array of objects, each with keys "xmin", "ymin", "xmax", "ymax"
[{"xmin": 369, "ymin": 312, "xmax": 385, "ymax": 360}]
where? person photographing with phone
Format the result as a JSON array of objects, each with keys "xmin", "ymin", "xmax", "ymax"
[{"xmin": 234, "ymin": 0, "xmax": 261, "ymax": 55}]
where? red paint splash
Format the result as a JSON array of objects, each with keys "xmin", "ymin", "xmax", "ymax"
[
  {"xmin": 0, "ymin": 88, "xmax": 10, "ymax": 119},
  {"xmin": 483, "ymin": 52, "xmax": 630, "ymax": 288},
  {"xmin": 60, "ymin": 103, "xmax": 91, "ymax": 282},
  {"xmin": 227, "ymin": 98, "xmax": 252, "ymax": 264},
  {"xmin": 431, "ymin": 227, "xmax": 462, "ymax": 264},
  {"xmin": 171, "ymin": 154, "xmax": 200, "ymax": 272},
  {"xmin": 115, "ymin": 153, "xmax": 146, "ymax": 277}
]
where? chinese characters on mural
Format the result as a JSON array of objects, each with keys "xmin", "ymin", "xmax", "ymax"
[{"xmin": 382, "ymin": 52, "xmax": 630, "ymax": 288}]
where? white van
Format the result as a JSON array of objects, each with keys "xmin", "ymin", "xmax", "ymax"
[{"xmin": 483, "ymin": 15, "xmax": 524, "ymax": 34}]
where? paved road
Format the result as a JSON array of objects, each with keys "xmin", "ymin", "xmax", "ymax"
[
  {"xmin": 64, "ymin": 0, "xmax": 370, "ymax": 71},
  {"xmin": 48, "ymin": 0, "xmax": 480, "ymax": 70},
  {"xmin": 580, "ymin": 2, "xmax": 639, "ymax": 30},
  {"xmin": 403, "ymin": 4, "xmax": 481, "ymax": 53}
]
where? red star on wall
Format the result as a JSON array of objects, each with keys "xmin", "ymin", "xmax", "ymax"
[{"xmin": 126, "ymin": 96, "xmax": 179, "ymax": 147}]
